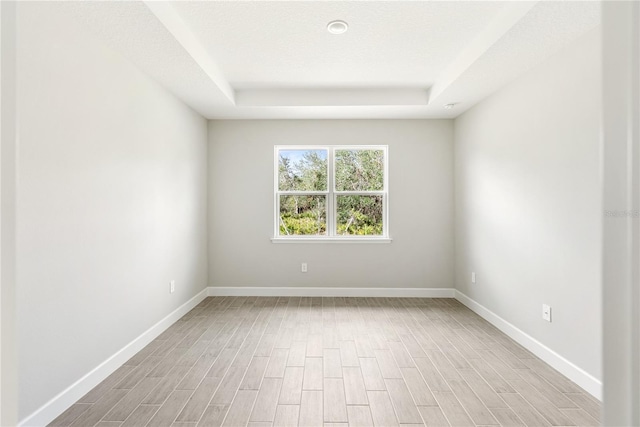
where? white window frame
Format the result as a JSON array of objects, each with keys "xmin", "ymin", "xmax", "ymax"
[{"xmin": 272, "ymin": 145, "xmax": 390, "ymax": 243}]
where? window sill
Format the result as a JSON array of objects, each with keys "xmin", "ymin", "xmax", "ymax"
[{"xmin": 271, "ymin": 237, "xmax": 392, "ymax": 244}]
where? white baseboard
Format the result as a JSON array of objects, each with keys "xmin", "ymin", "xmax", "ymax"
[
  {"xmin": 207, "ymin": 286, "xmax": 456, "ymax": 298},
  {"xmin": 21, "ymin": 286, "xmax": 601, "ymax": 427},
  {"xmin": 18, "ymin": 288, "xmax": 209, "ymax": 427},
  {"xmin": 454, "ymin": 290, "xmax": 602, "ymax": 400}
]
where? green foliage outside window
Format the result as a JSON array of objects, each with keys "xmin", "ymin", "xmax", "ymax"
[
  {"xmin": 277, "ymin": 147, "xmax": 385, "ymax": 237},
  {"xmin": 278, "ymin": 150, "xmax": 328, "ymax": 235},
  {"xmin": 278, "ymin": 150, "xmax": 327, "ymax": 192},
  {"xmin": 336, "ymin": 195, "xmax": 383, "ymax": 235},
  {"xmin": 335, "ymin": 149, "xmax": 384, "ymax": 236},
  {"xmin": 279, "ymin": 195, "xmax": 326, "ymax": 235},
  {"xmin": 335, "ymin": 149, "xmax": 384, "ymax": 191}
]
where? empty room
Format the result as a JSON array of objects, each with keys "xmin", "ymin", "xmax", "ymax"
[{"xmin": 1, "ymin": 1, "xmax": 638, "ymax": 426}]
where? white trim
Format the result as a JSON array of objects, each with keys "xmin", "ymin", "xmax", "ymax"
[
  {"xmin": 601, "ymin": 2, "xmax": 640, "ymax": 424},
  {"xmin": 207, "ymin": 286, "xmax": 454, "ymax": 298},
  {"xmin": 454, "ymin": 290, "xmax": 602, "ymax": 400},
  {"xmin": 271, "ymin": 237, "xmax": 392, "ymax": 244},
  {"xmin": 275, "ymin": 145, "xmax": 389, "ymax": 239},
  {"xmin": 20, "ymin": 286, "xmax": 604, "ymax": 426},
  {"xmin": 18, "ymin": 288, "xmax": 209, "ymax": 427}
]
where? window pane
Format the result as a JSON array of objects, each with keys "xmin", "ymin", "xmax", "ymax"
[
  {"xmin": 279, "ymin": 195, "xmax": 327, "ymax": 236},
  {"xmin": 278, "ymin": 149, "xmax": 328, "ymax": 191},
  {"xmin": 335, "ymin": 149, "xmax": 384, "ymax": 191},
  {"xmin": 336, "ymin": 195, "xmax": 383, "ymax": 236}
]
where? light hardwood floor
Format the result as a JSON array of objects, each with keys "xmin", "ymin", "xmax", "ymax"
[{"xmin": 49, "ymin": 297, "xmax": 601, "ymax": 427}]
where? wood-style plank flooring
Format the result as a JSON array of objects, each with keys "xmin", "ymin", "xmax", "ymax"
[{"xmin": 49, "ymin": 297, "xmax": 601, "ymax": 426}]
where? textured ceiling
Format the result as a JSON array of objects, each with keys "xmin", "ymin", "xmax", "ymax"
[
  {"xmin": 58, "ymin": 1, "xmax": 600, "ymax": 120},
  {"xmin": 433, "ymin": 1, "xmax": 601, "ymax": 110},
  {"xmin": 61, "ymin": 1, "xmax": 234, "ymax": 115},
  {"xmin": 172, "ymin": 1, "xmax": 506, "ymax": 88}
]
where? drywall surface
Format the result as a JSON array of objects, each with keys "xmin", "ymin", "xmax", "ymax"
[
  {"xmin": 601, "ymin": 2, "xmax": 640, "ymax": 423},
  {"xmin": 454, "ymin": 29, "xmax": 602, "ymax": 382},
  {"xmin": 16, "ymin": 3, "xmax": 208, "ymax": 420},
  {"xmin": 1, "ymin": 1, "xmax": 18, "ymax": 425},
  {"xmin": 208, "ymin": 119, "xmax": 453, "ymax": 289}
]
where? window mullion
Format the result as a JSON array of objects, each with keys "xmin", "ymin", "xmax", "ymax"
[
  {"xmin": 278, "ymin": 191, "xmax": 329, "ymax": 195},
  {"xmin": 328, "ymin": 147, "xmax": 335, "ymax": 237},
  {"xmin": 275, "ymin": 145, "xmax": 387, "ymax": 239}
]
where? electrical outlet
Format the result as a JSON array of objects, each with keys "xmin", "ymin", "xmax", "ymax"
[
  {"xmin": 301, "ymin": 263, "xmax": 308, "ymax": 273},
  {"xmin": 542, "ymin": 304, "xmax": 551, "ymax": 322},
  {"xmin": 471, "ymin": 272, "xmax": 476, "ymax": 284},
  {"xmin": 170, "ymin": 280, "xmax": 175, "ymax": 294}
]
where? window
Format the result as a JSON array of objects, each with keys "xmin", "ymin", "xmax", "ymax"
[{"xmin": 274, "ymin": 146, "xmax": 389, "ymax": 241}]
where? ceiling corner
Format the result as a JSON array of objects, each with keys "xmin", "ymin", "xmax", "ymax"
[{"xmin": 143, "ymin": 0, "xmax": 236, "ymax": 105}]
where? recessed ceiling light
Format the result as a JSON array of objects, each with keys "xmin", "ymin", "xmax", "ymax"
[
  {"xmin": 443, "ymin": 103, "xmax": 457, "ymax": 110},
  {"xmin": 327, "ymin": 20, "xmax": 348, "ymax": 35}
]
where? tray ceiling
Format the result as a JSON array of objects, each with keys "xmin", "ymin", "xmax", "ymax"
[{"xmin": 59, "ymin": 1, "xmax": 600, "ymax": 119}]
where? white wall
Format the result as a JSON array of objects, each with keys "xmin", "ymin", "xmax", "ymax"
[
  {"xmin": 16, "ymin": 3, "xmax": 208, "ymax": 421},
  {"xmin": 454, "ymin": 28, "xmax": 602, "ymax": 386},
  {"xmin": 1, "ymin": 1, "xmax": 18, "ymax": 425},
  {"xmin": 601, "ymin": 2, "xmax": 640, "ymax": 424},
  {"xmin": 208, "ymin": 120, "xmax": 453, "ymax": 289}
]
